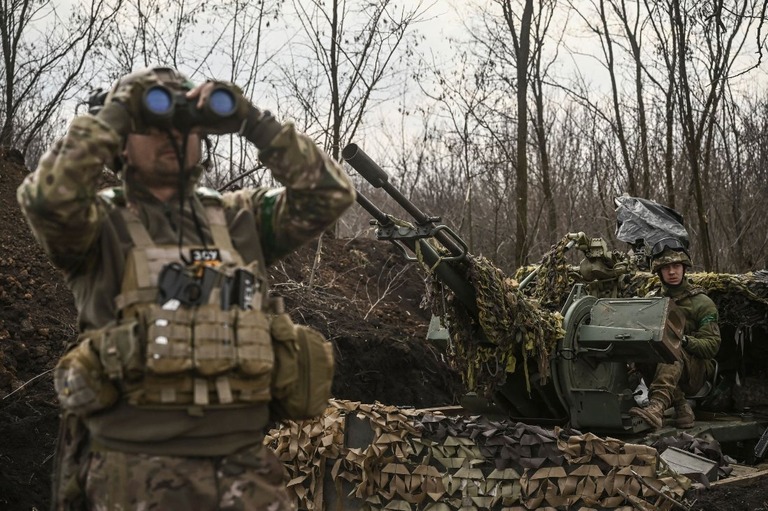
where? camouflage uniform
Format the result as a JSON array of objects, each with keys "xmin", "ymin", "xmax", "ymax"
[
  {"xmin": 18, "ymin": 69, "xmax": 355, "ymax": 510},
  {"xmin": 84, "ymin": 444, "xmax": 293, "ymax": 511},
  {"xmin": 643, "ymin": 279, "xmax": 721, "ymax": 405},
  {"xmin": 632, "ymin": 249, "xmax": 720, "ymax": 428}
]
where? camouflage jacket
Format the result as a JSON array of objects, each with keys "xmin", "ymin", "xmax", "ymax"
[
  {"xmin": 17, "ymin": 114, "xmax": 355, "ymax": 456},
  {"xmin": 18, "ymin": 115, "xmax": 355, "ymax": 330},
  {"xmin": 661, "ymin": 279, "xmax": 721, "ymax": 362}
]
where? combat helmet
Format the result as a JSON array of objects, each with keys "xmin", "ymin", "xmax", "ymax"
[
  {"xmin": 105, "ymin": 66, "xmax": 195, "ymax": 104},
  {"xmin": 649, "ymin": 238, "xmax": 692, "ymax": 273}
]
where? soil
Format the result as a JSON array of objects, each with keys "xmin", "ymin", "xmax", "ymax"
[{"xmin": 0, "ymin": 153, "xmax": 765, "ymax": 510}]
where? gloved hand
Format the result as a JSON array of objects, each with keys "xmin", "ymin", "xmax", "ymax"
[
  {"xmin": 188, "ymin": 80, "xmax": 283, "ymax": 149},
  {"xmin": 99, "ymin": 73, "xmax": 161, "ymax": 135},
  {"xmin": 189, "ymin": 80, "xmax": 251, "ymax": 135},
  {"xmin": 240, "ymin": 107, "xmax": 283, "ymax": 150}
]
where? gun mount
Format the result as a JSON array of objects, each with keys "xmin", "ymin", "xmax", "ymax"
[
  {"xmin": 342, "ymin": 143, "xmax": 477, "ymax": 318},
  {"xmin": 343, "ymin": 144, "xmax": 711, "ymax": 436}
]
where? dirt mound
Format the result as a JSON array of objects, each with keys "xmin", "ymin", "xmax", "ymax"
[
  {"xmin": 0, "ymin": 156, "xmax": 77, "ymax": 510},
  {"xmin": 0, "ymin": 154, "xmax": 463, "ymax": 509}
]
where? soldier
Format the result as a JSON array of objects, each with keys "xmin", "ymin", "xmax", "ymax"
[
  {"xmin": 18, "ymin": 67, "xmax": 355, "ymax": 510},
  {"xmin": 629, "ymin": 241, "xmax": 721, "ymax": 430}
]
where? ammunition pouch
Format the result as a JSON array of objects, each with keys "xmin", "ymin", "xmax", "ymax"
[
  {"xmin": 91, "ymin": 303, "xmax": 276, "ymax": 407},
  {"xmin": 270, "ymin": 312, "xmax": 334, "ymax": 421},
  {"xmin": 61, "ymin": 303, "xmax": 332, "ymax": 415}
]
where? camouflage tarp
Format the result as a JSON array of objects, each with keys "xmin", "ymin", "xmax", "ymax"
[{"xmin": 266, "ymin": 400, "xmax": 691, "ymax": 510}]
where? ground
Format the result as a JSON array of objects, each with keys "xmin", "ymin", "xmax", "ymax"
[{"xmin": 0, "ymin": 154, "xmax": 765, "ymax": 510}]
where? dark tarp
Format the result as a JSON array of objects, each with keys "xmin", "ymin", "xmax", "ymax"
[{"xmin": 614, "ymin": 196, "xmax": 689, "ymax": 255}]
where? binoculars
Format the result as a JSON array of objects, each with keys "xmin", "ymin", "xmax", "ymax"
[{"xmin": 142, "ymin": 85, "xmax": 237, "ymax": 131}]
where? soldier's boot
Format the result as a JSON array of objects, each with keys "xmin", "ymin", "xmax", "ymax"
[
  {"xmin": 629, "ymin": 399, "xmax": 666, "ymax": 430},
  {"xmin": 674, "ymin": 400, "xmax": 695, "ymax": 429}
]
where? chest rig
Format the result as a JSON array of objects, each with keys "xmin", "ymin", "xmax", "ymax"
[{"xmin": 98, "ymin": 192, "xmax": 276, "ymax": 408}]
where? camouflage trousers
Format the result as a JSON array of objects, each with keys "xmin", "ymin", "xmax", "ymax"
[
  {"xmin": 84, "ymin": 444, "xmax": 295, "ymax": 511},
  {"xmin": 639, "ymin": 349, "xmax": 709, "ymax": 408}
]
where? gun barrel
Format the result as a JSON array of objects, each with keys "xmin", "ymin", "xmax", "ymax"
[
  {"xmin": 345, "ymin": 149, "xmax": 479, "ymax": 317},
  {"xmin": 355, "ymin": 191, "xmax": 393, "ymax": 228},
  {"xmin": 341, "ymin": 143, "xmax": 390, "ymax": 188},
  {"xmin": 342, "ymin": 143, "xmax": 465, "ymax": 257}
]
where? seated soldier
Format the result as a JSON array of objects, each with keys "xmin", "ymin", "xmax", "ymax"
[{"xmin": 629, "ymin": 242, "xmax": 721, "ymax": 429}]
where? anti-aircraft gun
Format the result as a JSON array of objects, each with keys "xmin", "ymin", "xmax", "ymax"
[{"xmin": 343, "ymin": 143, "xmax": 693, "ymax": 436}]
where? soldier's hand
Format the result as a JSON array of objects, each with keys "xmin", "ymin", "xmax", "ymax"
[
  {"xmin": 100, "ymin": 74, "xmax": 160, "ymax": 135},
  {"xmin": 186, "ymin": 80, "xmax": 251, "ymax": 135},
  {"xmin": 187, "ymin": 81, "xmax": 283, "ymax": 149}
]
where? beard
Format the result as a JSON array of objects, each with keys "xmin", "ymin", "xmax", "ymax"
[{"xmin": 123, "ymin": 137, "xmax": 202, "ymax": 193}]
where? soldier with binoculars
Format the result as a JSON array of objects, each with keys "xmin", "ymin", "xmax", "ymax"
[{"xmin": 18, "ymin": 67, "xmax": 355, "ymax": 510}]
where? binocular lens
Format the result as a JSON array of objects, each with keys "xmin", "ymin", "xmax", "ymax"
[
  {"xmin": 208, "ymin": 88, "xmax": 236, "ymax": 116},
  {"xmin": 144, "ymin": 86, "xmax": 174, "ymax": 115}
]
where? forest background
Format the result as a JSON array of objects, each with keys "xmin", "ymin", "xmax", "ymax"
[{"xmin": 2, "ymin": 0, "xmax": 768, "ymax": 274}]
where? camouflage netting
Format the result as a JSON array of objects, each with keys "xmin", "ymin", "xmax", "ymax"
[
  {"xmin": 266, "ymin": 400, "xmax": 690, "ymax": 510},
  {"xmin": 433, "ymin": 232, "xmax": 768, "ymax": 400},
  {"xmin": 427, "ymin": 253, "xmax": 565, "ymax": 399}
]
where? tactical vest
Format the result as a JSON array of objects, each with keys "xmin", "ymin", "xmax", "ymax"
[
  {"xmin": 55, "ymin": 188, "xmax": 333, "ymax": 420},
  {"xmin": 97, "ymin": 190, "xmax": 275, "ymax": 408}
]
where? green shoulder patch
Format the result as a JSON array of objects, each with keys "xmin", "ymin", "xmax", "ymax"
[
  {"xmin": 699, "ymin": 313, "xmax": 718, "ymax": 327},
  {"xmin": 259, "ymin": 188, "xmax": 280, "ymax": 253}
]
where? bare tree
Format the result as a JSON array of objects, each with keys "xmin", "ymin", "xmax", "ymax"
[
  {"xmin": 527, "ymin": 1, "xmax": 559, "ymax": 240},
  {"xmin": 0, "ymin": 0, "xmax": 122, "ymax": 160},
  {"xmin": 643, "ymin": 0, "xmax": 679, "ymax": 209},
  {"xmin": 666, "ymin": 0, "xmax": 767, "ymax": 270},
  {"xmin": 506, "ymin": 0, "xmax": 535, "ymax": 266},
  {"xmin": 275, "ymin": 0, "xmax": 427, "ymax": 160},
  {"xmin": 415, "ymin": 51, "xmax": 495, "ymax": 255},
  {"xmin": 462, "ymin": 0, "xmax": 544, "ymax": 266},
  {"xmin": 568, "ymin": 0, "xmax": 649, "ymax": 197},
  {"xmin": 96, "ymin": 0, "xmax": 209, "ymax": 77}
]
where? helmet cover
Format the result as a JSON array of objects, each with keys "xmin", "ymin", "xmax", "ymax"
[{"xmin": 650, "ymin": 247, "xmax": 692, "ymax": 273}]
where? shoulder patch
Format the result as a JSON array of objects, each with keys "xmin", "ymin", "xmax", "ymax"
[{"xmin": 699, "ymin": 313, "xmax": 718, "ymax": 327}]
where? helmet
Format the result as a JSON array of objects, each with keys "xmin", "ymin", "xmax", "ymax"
[
  {"xmin": 650, "ymin": 246, "xmax": 692, "ymax": 273},
  {"xmin": 105, "ymin": 67, "xmax": 195, "ymax": 104}
]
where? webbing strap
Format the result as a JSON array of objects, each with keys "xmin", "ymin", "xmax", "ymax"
[
  {"xmin": 216, "ymin": 376, "xmax": 234, "ymax": 404},
  {"xmin": 119, "ymin": 200, "xmax": 240, "ymax": 260},
  {"xmin": 114, "ymin": 289, "xmax": 156, "ymax": 311},
  {"xmin": 194, "ymin": 378, "xmax": 209, "ymax": 405},
  {"xmin": 672, "ymin": 286, "xmax": 706, "ymax": 304},
  {"xmin": 204, "ymin": 204, "xmax": 243, "ymax": 266},
  {"xmin": 119, "ymin": 208, "xmax": 154, "ymax": 248}
]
